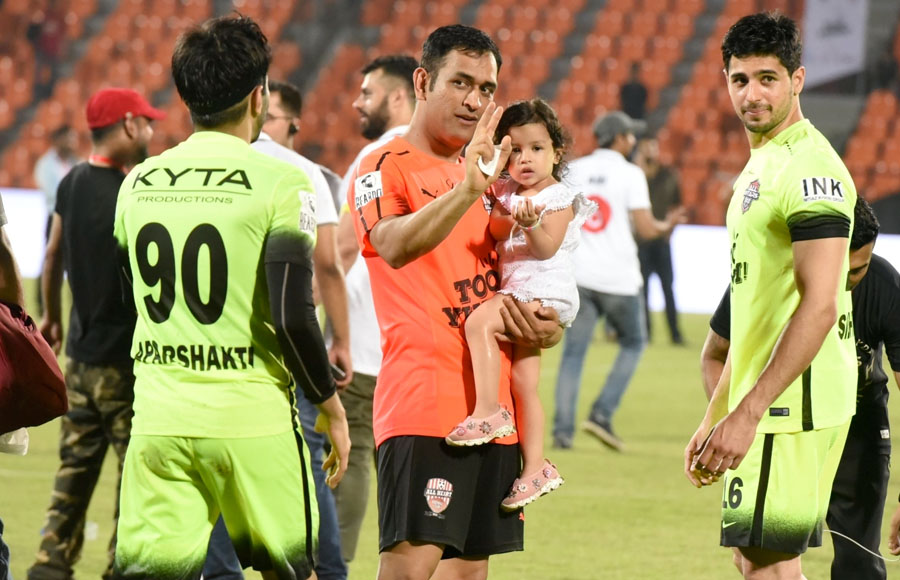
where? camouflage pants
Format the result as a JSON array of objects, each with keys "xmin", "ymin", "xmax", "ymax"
[{"xmin": 27, "ymin": 359, "xmax": 134, "ymax": 580}]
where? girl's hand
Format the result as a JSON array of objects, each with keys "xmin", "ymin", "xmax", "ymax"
[{"xmin": 513, "ymin": 197, "xmax": 545, "ymax": 228}]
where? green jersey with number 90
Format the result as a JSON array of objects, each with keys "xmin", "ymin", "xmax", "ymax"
[{"xmin": 114, "ymin": 131, "xmax": 317, "ymax": 438}]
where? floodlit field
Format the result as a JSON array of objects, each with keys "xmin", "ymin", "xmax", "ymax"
[{"xmin": 2, "ymin": 295, "xmax": 899, "ymax": 579}]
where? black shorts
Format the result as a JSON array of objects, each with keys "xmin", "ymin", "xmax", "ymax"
[
  {"xmin": 376, "ymin": 436, "xmax": 524, "ymax": 558},
  {"xmin": 826, "ymin": 414, "xmax": 891, "ymax": 580}
]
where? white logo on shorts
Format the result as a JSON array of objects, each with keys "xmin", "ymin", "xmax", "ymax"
[{"xmin": 424, "ymin": 477, "xmax": 453, "ymax": 514}]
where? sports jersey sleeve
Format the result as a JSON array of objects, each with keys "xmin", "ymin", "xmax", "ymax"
[
  {"xmin": 311, "ymin": 164, "xmax": 338, "ymax": 227},
  {"xmin": 626, "ymin": 165, "xmax": 651, "ymax": 210},
  {"xmin": 778, "ymin": 158, "xmax": 853, "ymax": 242},
  {"xmin": 264, "ymin": 169, "xmax": 335, "ymax": 404},
  {"xmin": 709, "ymin": 285, "xmax": 731, "ymax": 340},
  {"xmin": 351, "ymin": 152, "xmax": 410, "ymax": 257},
  {"xmin": 881, "ymin": 277, "xmax": 900, "ymax": 372}
]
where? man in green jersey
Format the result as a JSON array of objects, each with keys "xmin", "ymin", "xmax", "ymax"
[
  {"xmin": 112, "ymin": 15, "xmax": 349, "ymax": 580},
  {"xmin": 684, "ymin": 12, "xmax": 856, "ymax": 580}
]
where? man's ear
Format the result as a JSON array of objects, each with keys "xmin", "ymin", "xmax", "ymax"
[
  {"xmin": 122, "ymin": 113, "xmax": 136, "ymax": 139},
  {"xmin": 792, "ymin": 65, "xmax": 806, "ymax": 97},
  {"xmin": 250, "ymin": 84, "xmax": 266, "ymax": 117},
  {"xmin": 413, "ymin": 67, "xmax": 429, "ymax": 101}
]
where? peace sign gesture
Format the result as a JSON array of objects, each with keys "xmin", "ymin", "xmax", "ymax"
[{"xmin": 462, "ymin": 102, "xmax": 512, "ymax": 198}]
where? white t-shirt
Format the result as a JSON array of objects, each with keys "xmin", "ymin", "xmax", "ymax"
[
  {"xmin": 253, "ymin": 132, "xmax": 338, "ymax": 226},
  {"xmin": 335, "ymin": 126, "xmax": 409, "ymax": 376},
  {"xmin": 566, "ymin": 148, "xmax": 650, "ymax": 295}
]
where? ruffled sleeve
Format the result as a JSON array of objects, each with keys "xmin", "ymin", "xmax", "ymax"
[{"xmin": 532, "ymin": 183, "xmax": 597, "ymax": 228}]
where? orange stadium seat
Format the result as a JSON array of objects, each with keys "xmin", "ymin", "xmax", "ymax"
[
  {"xmin": 642, "ymin": 0, "xmax": 669, "ymax": 12},
  {"xmin": 594, "ymin": 10, "xmax": 625, "ymax": 37}
]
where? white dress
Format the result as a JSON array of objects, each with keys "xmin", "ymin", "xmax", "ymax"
[{"xmin": 494, "ymin": 179, "xmax": 597, "ymax": 326}]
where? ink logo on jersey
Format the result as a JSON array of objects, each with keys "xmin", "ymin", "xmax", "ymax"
[
  {"xmin": 424, "ymin": 477, "xmax": 453, "ymax": 514},
  {"xmin": 582, "ymin": 194, "xmax": 611, "ymax": 232},
  {"xmin": 354, "ymin": 171, "xmax": 383, "ymax": 209},
  {"xmin": 299, "ymin": 190, "xmax": 317, "ymax": 236},
  {"xmin": 742, "ymin": 180, "xmax": 760, "ymax": 213},
  {"xmin": 800, "ymin": 177, "xmax": 845, "ymax": 203}
]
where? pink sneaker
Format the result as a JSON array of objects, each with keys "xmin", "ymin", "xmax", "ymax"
[
  {"xmin": 445, "ymin": 406, "xmax": 516, "ymax": 446},
  {"xmin": 501, "ymin": 459, "xmax": 564, "ymax": 511}
]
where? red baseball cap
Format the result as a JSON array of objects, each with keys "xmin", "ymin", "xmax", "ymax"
[{"xmin": 86, "ymin": 87, "xmax": 166, "ymax": 129}]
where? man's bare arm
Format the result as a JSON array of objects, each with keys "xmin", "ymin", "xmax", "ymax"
[
  {"xmin": 314, "ymin": 223, "xmax": 352, "ymax": 387},
  {"xmin": 40, "ymin": 213, "xmax": 65, "ymax": 352},
  {"xmin": 700, "ymin": 328, "xmax": 730, "ymax": 400},
  {"xmin": 735, "ymin": 236, "xmax": 848, "ymax": 421},
  {"xmin": 631, "ymin": 207, "xmax": 686, "ymax": 241},
  {"xmin": 0, "ymin": 225, "xmax": 23, "ymax": 307},
  {"xmin": 337, "ymin": 211, "xmax": 360, "ymax": 272}
]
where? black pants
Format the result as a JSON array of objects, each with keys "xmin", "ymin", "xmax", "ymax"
[
  {"xmin": 826, "ymin": 416, "xmax": 890, "ymax": 580},
  {"xmin": 638, "ymin": 238, "xmax": 682, "ymax": 343}
]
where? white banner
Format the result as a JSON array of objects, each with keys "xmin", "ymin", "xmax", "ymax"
[
  {"xmin": 803, "ymin": 0, "xmax": 869, "ymax": 87},
  {"xmin": 4, "ymin": 188, "xmax": 900, "ymax": 315}
]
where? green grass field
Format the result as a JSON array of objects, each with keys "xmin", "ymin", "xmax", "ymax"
[{"xmin": 2, "ymin": 295, "xmax": 899, "ymax": 579}]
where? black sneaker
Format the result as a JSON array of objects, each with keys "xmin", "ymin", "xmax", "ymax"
[{"xmin": 582, "ymin": 418, "xmax": 624, "ymax": 451}]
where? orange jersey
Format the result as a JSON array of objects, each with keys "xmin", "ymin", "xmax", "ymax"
[{"xmin": 350, "ymin": 136, "xmax": 515, "ymax": 447}]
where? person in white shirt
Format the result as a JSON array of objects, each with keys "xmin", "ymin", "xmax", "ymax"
[
  {"xmin": 552, "ymin": 111, "xmax": 685, "ymax": 451},
  {"xmin": 204, "ymin": 79, "xmax": 350, "ymax": 580},
  {"xmin": 334, "ymin": 54, "xmax": 417, "ymax": 564}
]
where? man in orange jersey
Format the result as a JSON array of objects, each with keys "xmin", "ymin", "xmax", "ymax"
[{"xmin": 349, "ymin": 25, "xmax": 562, "ymax": 580}]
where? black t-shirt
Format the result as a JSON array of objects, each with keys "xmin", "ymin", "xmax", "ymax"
[
  {"xmin": 55, "ymin": 162, "xmax": 135, "ymax": 364},
  {"xmin": 709, "ymin": 254, "xmax": 900, "ymax": 447}
]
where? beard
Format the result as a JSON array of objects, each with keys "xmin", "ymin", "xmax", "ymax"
[
  {"xmin": 133, "ymin": 144, "xmax": 149, "ymax": 164},
  {"xmin": 361, "ymin": 100, "xmax": 390, "ymax": 140},
  {"xmin": 742, "ymin": 102, "xmax": 789, "ymax": 134}
]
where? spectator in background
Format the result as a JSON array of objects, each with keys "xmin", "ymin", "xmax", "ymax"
[
  {"xmin": 34, "ymin": 125, "xmax": 79, "ymax": 227},
  {"xmin": 334, "ymin": 53, "xmax": 417, "ymax": 564},
  {"xmin": 29, "ymin": 87, "xmax": 163, "ymax": 580},
  {"xmin": 869, "ymin": 45, "xmax": 898, "ymax": 94},
  {"xmin": 203, "ymin": 77, "xmax": 350, "ymax": 580},
  {"xmin": 634, "ymin": 136, "xmax": 685, "ymax": 345},
  {"xmin": 27, "ymin": 0, "xmax": 66, "ymax": 99},
  {"xmin": 619, "ymin": 62, "xmax": 648, "ymax": 120},
  {"xmin": 552, "ymin": 112, "xmax": 685, "ymax": 452},
  {"xmin": 33, "ymin": 124, "xmax": 79, "ymax": 313}
]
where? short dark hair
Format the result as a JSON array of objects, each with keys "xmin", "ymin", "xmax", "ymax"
[
  {"xmin": 362, "ymin": 55, "xmax": 418, "ymax": 97},
  {"xmin": 495, "ymin": 98, "xmax": 570, "ymax": 181},
  {"xmin": 851, "ymin": 196, "xmax": 879, "ymax": 250},
  {"xmin": 269, "ymin": 80, "xmax": 303, "ymax": 116},
  {"xmin": 89, "ymin": 122, "xmax": 120, "ymax": 144},
  {"xmin": 421, "ymin": 25, "xmax": 502, "ymax": 90},
  {"xmin": 51, "ymin": 124, "xmax": 73, "ymax": 141},
  {"xmin": 171, "ymin": 15, "xmax": 271, "ymax": 128},
  {"xmin": 721, "ymin": 12, "xmax": 802, "ymax": 74}
]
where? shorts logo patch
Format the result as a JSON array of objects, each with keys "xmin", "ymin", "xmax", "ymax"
[
  {"xmin": 800, "ymin": 177, "xmax": 845, "ymax": 203},
  {"xmin": 424, "ymin": 477, "xmax": 453, "ymax": 514},
  {"xmin": 354, "ymin": 171, "xmax": 383, "ymax": 209},
  {"xmin": 742, "ymin": 179, "xmax": 760, "ymax": 213},
  {"xmin": 881, "ymin": 429, "xmax": 890, "ymax": 439}
]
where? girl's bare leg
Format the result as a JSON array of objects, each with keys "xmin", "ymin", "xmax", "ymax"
[
  {"xmin": 464, "ymin": 295, "xmax": 509, "ymax": 418},
  {"xmin": 511, "ymin": 343, "xmax": 544, "ymax": 476}
]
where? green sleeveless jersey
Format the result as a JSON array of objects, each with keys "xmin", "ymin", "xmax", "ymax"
[
  {"xmin": 727, "ymin": 120, "xmax": 856, "ymax": 433},
  {"xmin": 114, "ymin": 131, "xmax": 317, "ymax": 437}
]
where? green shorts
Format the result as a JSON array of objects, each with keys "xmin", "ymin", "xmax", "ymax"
[
  {"xmin": 720, "ymin": 422, "xmax": 849, "ymax": 554},
  {"xmin": 114, "ymin": 430, "xmax": 318, "ymax": 579}
]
